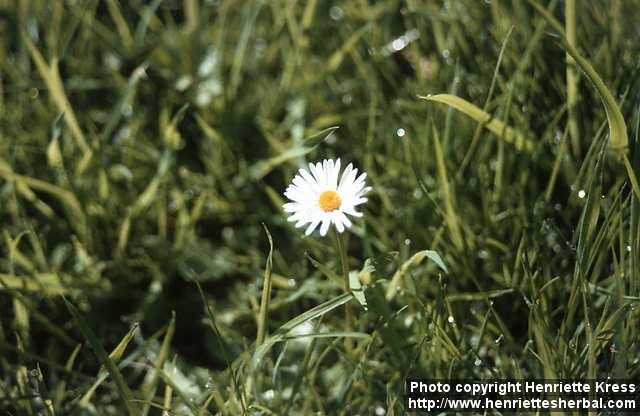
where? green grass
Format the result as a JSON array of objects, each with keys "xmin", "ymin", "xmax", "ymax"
[{"xmin": 1, "ymin": 0, "xmax": 640, "ymax": 414}]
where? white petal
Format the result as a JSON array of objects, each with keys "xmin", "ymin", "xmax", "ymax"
[
  {"xmin": 336, "ymin": 211, "xmax": 352, "ymax": 228},
  {"xmin": 305, "ymin": 219, "xmax": 320, "ymax": 235},
  {"xmin": 341, "ymin": 205, "xmax": 363, "ymax": 217},
  {"xmin": 310, "ymin": 162, "xmax": 325, "ymax": 188},
  {"xmin": 320, "ymin": 217, "xmax": 331, "ymax": 236},
  {"xmin": 339, "ymin": 166, "xmax": 358, "ymax": 194},
  {"xmin": 323, "ymin": 160, "xmax": 331, "ymax": 187},
  {"xmin": 352, "ymin": 197, "xmax": 368, "ymax": 206},
  {"xmin": 333, "ymin": 212, "xmax": 345, "ymax": 233},
  {"xmin": 338, "ymin": 163, "xmax": 353, "ymax": 191},
  {"xmin": 331, "ymin": 159, "xmax": 341, "ymax": 189},
  {"xmin": 299, "ymin": 168, "xmax": 320, "ymax": 193},
  {"xmin": 283, "ymin": 202, "xmax": 300, "ymax": 212}
]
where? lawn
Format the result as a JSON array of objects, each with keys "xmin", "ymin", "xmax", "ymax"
[{"xmin": 1, "ymin": 0, "xmax": 640, "ymax": 415}]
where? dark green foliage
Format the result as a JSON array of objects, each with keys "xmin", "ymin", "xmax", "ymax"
[{"xmin": 1, "ymin": 0, "xmax": 640, "ymax": 414}]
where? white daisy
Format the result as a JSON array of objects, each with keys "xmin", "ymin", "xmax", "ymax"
[{"xmin": 283, "ymin": 159, "xmax": 371, "ymax": 236}]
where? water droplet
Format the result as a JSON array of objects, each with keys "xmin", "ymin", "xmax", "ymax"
[
  {"xmin": 375, "ymin": 406, "xmax": 386, "ymax": 416},
  {"xmin": 263, "ymin": 389, "xmax": 275, "ymax": 400},
  {"xmin": 392, "ymin": 37, "xmax": 407, "ymax": 51},
  {"xmin": 577, "ymin": 190, "xmax": 586, "ymax": 199},
  {"xmin": 474, "ymin": 358, "xmax": 482, "ymax": 366},
  {"xmin": 396, "ymin": 127, "xmax": 406, "ymax": 137},
  {"xmin": 175, "ymin": 75, "xmax": 193, "ymax": 92},
  {"xmin": 329, "ymin": 6, "xmax": 344, "ymax": 20},
  {"xmin": 448, "ymin": 315, "xmax": 455, "ymax": 324},
  {"xmin": 626, "ymin": 245, "xmax": 632, "ymax": 252},
  {"xmin": 554, "ymin": 130, "xmax": 562, "ymax": 143},
  {"xmin": 495, "ymin": 334, "xmax": 504, "ymax": 344},
  {"xmin": 442, "ymin": 49, "xmax": 450, "ymax": 59},
  {"xmin": 404, "ymin": 238, "xmax": 411, "ymax": 246}
]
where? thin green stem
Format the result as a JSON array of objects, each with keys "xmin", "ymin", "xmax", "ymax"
[
  {"xmin": 333, "ymin": 229, "xmax": 352, "ymax": 341},
  {"xmin": 334, "ymin": 229, "xmax": 350, "ymax": 293},
  {"xmin": 256, "ymin": 225, "xmax": 274, "ymax": 346}
]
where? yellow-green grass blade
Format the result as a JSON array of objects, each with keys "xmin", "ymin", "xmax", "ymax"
[
  {"xmin": 420, "ymin": 94, "xmax": 534, "ymax": 152},
  {"xmin": 386, "ymin": 249, "xmax": 448, "ymax": 300}
]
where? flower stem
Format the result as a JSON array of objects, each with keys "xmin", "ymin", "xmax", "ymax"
[
  {"xmin": 334, "ymin": 229, "xmax": 350, "ymax": 293},
  {"xmin": 333, "ymin": 229, "xmax": 353, "ymax": 345}
]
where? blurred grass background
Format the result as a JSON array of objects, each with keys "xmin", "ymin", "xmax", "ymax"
[{"xmin": 1, "ymin": 0, "xmax": 640, "ymax": 414}]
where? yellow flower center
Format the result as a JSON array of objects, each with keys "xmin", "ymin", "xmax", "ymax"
[{"xmin": 318, "ymin": 190, "xmax": 342, "ymax": 212}]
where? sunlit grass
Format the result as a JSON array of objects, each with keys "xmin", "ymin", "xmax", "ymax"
[{"xmin": 1, "ymin": 1, "xmax": 640, "ymax": 414}]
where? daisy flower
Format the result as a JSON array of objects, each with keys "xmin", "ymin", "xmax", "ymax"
[{"xmin": 283, "ymin": 159, "xmax": 371, "ymax": 236}]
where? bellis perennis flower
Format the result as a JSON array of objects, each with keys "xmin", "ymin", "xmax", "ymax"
[{"xmin": 283, "ymin": 159, "xmax": 371, "ymax": 236}]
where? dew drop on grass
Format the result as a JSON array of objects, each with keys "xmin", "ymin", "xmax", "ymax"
[
  {"xmin": 198, "ymin": 48, "xmax": 218, "ymax": 77},
  {"xmin": 222, "ymin": 227, "xmax": 234, "ymax": 240},
  {"xmin": 175, "ymin": 75, "xmax": 193, "ymax": 91},
  {"xmin": 392, "ymin": 38, "xmax": 407, "ymax": 51},
  {"xmin": 122, "ymin": 104, "xmax": 133, "ymax": 117},
  {"xmin": 329, "ymin": 6, "xmax": 344, "ymax": 20},
  {"xmin": 495, "ymin": 334, "xmax": 503, "ymax": 344},
  {"xmin": 626, "ymin": 245, "xmax": 632, "ymax": 252},
  {"xmin": 104, "ymin": 52, "xmax": 122, "ymax": 71},
  {"xmin": 577, "ymin": 190, "xmax": 586, "ymax": 199},
  {"xmin": 553, "ymin": 130, "xmax": 562, "ymax": 143},
  {"xmin": 404, "ymin": 238, "xmax": 411, "ymax": 246},
  {"xmin": 396, "ymin": 127, "xmax": 406, "ymax": 137},
  {"xmin": 263, "ymin": 389, "xmax": 275, "ymax": 400},
  {"xmin": 474, "ymin": 358, "xmax": 482, "ymax": 366},
  {"xmin": 447, "ymin": 315, "xmax": 455, "ymax": 324},
  {"xmin": 375, "ymin": 406, "xmax": 386, "ymax": 416}
]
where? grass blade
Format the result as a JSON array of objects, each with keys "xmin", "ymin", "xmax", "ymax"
[
  {"xmin": 419, "ymin": 94, "xmax": 534, "ymax": 152},
  {"xmin": 63, "ymin": 297, "xmax": 140, "ymax": 416}
]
